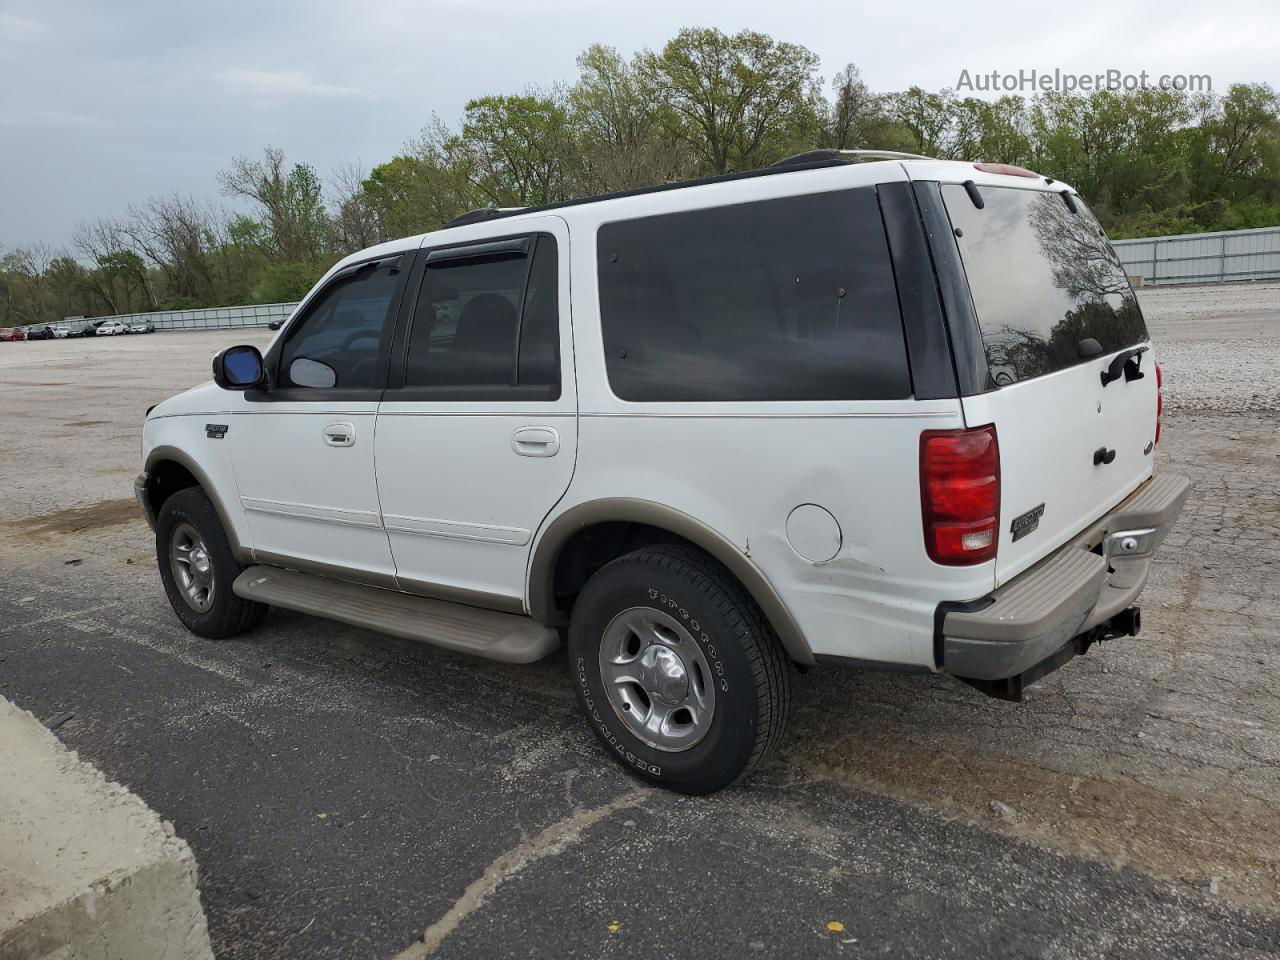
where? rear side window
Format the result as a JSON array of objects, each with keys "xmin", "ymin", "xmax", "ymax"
[
  {"xmin": 403, "ymin": 234, "xmax": 559, "ymax": 397},
  {"xmin": 942, "ymin": 185, "xmax": 1149, "ymax": 387},
  {"xmin": 597, "ymin": 189, "xmax": 910, "ymax": 402}
]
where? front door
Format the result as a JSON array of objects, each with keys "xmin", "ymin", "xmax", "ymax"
[
  {"xmin": 231, "ymin": 255, "xmax": 405, "ymax": 583},
  {"xmin": 375, "ymin": 218, "xmax": 576, "ymax": 610}
]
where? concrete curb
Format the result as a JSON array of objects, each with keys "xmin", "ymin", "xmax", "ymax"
[{"xmin": 0, "ymin": 697, "xmax": 213, "ymax": 960}]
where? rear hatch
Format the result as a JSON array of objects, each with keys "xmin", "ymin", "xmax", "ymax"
[{"xmin": 939, "ymin": 181, "xmax": 1159, "ymax": 587}]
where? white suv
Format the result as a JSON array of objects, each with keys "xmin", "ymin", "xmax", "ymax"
[{"xmin": 136, "ymin": 150, "xmax": 1189, "ymax": 793}]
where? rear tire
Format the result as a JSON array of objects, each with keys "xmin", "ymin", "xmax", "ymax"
[
  {"xmin": 156, "ymin": 487, "xmax": 267, "ymax": 638},
  {"xmin": 567, "ymin": 544, "xmax": 791, "ymax": 794}
]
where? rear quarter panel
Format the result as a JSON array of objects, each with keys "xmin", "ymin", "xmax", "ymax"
[{"xmin": 540, "ymin": 165, "xmax": 992, "ymax": 668}]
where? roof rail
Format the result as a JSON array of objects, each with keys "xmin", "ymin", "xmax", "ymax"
[
  {"xmin": 771, "ymin": 148, "xmax": 935, "ymax": 168},
  {"xmin": 445, "ymin": 207, "xmax": 526, "ymax": 228},
  {"xmin": 429, "ymin": 152, "xmax": 919, "ymax": 233}
]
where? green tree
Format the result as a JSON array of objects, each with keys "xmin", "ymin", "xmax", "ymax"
[
  {"xmin": 639, "ymin": 27, "xmax": 821, "ymax": 174},
  {"xmin": 455, "ymin": 92, "xmax": 577, "ymax": 207},
  {"xmin": 362, "ymin": 118, "xmax": 482, "ymax": 237},
  {"xmin": 219, "ymin": 147, "xmax": 332, "ymax": 262},
  {"xmin": 569, "ymin": 44, "xmax": 694, "ymax": 192}
]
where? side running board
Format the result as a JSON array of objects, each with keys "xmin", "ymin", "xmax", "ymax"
[{"xmin": 232, "ymin": 566, "xmax": 559, "ymax": 664}]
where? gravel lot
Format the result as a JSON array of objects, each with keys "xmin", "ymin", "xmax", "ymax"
[
  {"xmin": 1139, "ymin": 281, "xmax": 1280, "ymax": 414},
  {"xmin": 2, "ymin": 287, "xmax": 1279, "ymax": 958}
]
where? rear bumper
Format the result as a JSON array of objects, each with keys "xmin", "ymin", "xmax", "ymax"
[{"xmin": 939, "ymin": 473, "xmax": 1190, "ymax": 682}]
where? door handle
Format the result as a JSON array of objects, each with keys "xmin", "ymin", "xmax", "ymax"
[
  {"xmin": 511, "ymin": 426, "xmax": 560, "ymax": 457},
  {"xmin": 323, "ymin": 421, "xmax": 356, "ymax": 447}
]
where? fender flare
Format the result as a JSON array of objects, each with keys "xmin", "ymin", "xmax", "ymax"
[
  {"xmin": 528, "ymin": 498, "xmax": 815, "ymax": 665},
  {"xmin": 143, "ymin": 445, "xmax": 250, "ymax": 562}
]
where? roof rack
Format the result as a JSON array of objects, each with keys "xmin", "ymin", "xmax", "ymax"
[{"xmin": 770, "ymin": 148, "xmax": 934, "ymax": 168}]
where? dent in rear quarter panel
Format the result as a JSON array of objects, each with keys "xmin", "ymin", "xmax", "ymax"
[{"xmin": 561, "ymin": 403, "xmax": 993, "ymax": 667}]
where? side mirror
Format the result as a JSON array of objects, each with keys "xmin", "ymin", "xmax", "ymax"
[{"xmin": 212, "ymin": 345, "xmax": 266, "ymax": 390}]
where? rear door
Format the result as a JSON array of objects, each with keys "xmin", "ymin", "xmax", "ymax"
[
  {"xmin": 937, "ymin": 182, "xmax": 1158, "ymax": 586},
  {"xmin": 374, "ymin": 217, "xmax": 576, "ymax": 610}
]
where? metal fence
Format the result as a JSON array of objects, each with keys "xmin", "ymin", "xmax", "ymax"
[
  {"xmin": 63, "ymin": 301, "xmax": 300, "ymax": 333},
  {"xmin": 21, "ymin": 223, "xmax": 1280, "ymax": 335},
  {"xmin": 1112, "ymin": 226, "xmax": 1280, "ymax": 286}
]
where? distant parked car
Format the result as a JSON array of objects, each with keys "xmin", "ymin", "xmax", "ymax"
[
  {"xmin": 268, "ymin": 319, "xmax": 284, "ymax": 330},
  {"xmin": 96, "ymin": 321, "xmax": 129, "ymax": 336},
  {"xmin": 0, "ymin": 327, "xmax": 25, "ymax": 342},
  {"xmin": 75, "ymin": 320, "xmax": 105, "ymax": 337},
  {"xmin": 51, "ymin": 325, "xmax": 71, "ymax": 338},
  {"xmin": 26, "ymin": 325, "xmax": 56, "ymax": 340},
  {"xmin": 128, "ymin": 320, "xmax": 156, "ymax": 334}
]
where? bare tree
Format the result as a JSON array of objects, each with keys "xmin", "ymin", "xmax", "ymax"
[
  {"xmin": 73, "ymin": 218, "xmax": 156, "ymax": 312},
  {"xmin": 328, "ymin": 161, "xmax": 383, "ymax": 253},
  {"xmin": 820, "ymin": 64, "xmax": 886, "ymax": 149},
  {"xmin": 120, "ymin": 195, "xmax": 217, "ymax": 301}
]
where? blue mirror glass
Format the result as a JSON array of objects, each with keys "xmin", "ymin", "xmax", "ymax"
[{"xmin": 223, "ymin": 347, "xmax": 262, "ymax": 386}]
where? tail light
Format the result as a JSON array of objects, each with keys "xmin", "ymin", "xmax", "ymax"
[
  {"xmin": 1155, "ymin": 363, "xmax": 1163, "ymax": 445},
  {"xmin": 921, "ymin": 426, "xmax": 1000, "ymax": 565}
]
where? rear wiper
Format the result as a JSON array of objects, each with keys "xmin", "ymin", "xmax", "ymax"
[{"xmin": 1100, "ymin": 345, "xmax": 1149, "ymax": 387}]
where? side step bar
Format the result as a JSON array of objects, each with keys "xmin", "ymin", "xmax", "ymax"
[{"xmin": 232, "ymin": 566, "xmax": 559, "ymax": 664}]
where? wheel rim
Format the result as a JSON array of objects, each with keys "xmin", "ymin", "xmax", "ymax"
[
  {"xmin": 169, "ymin": 522, "xmax": 215, "ymax": 613},
  {"xmin": 599, "ymin": 606, "xmax": 716, "ymax": 753}
]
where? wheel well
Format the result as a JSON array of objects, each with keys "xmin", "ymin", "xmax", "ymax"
[
  {"xmin": 550, "ymin": 522, "xmax": 701, "ymax": 619},
  {"xmin": 145, "ymin": 458, "xmax": 200, "ymax": 517},
  {"xmin": 535, "ymin": 506, "xmax": 815, "ymax": 666}
]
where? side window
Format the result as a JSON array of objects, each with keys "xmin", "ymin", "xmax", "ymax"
[
  {"xmin": 597, "ymin": 189, "xmax": 911, "ymax": 402},
  {"xmin": 278, "ymin": 259, "xmax": 400, "ymax": 390},
  {"xmin": 403, "ymin": 234, "xmax": 559, "ymax": 397}
]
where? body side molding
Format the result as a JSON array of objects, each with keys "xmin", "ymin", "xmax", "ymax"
[{"xmin": 527, "ymin": 498, "xmax": 815, "ymax": 665}]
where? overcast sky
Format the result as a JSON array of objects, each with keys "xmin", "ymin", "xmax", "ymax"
[{"xmin": 2, "ymin": 0, "xmax": 1277, "ymax": 252}]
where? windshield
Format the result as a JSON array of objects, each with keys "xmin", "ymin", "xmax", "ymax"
[{"xmin": 942, "ymin": 184, "xmax": 1148, "ymax": 387}]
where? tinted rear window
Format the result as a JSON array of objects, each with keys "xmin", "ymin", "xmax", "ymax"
[
  {"xmin": 597, "ymin": 189, "xmax": 911, "ymax": 402},
  {"xmin": 943, "ymin": 185, "xmax": 1148, "ymax": 387}
]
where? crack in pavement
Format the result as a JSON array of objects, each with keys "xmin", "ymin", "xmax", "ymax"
[{"xmin": 393, "ymin": 789, "xmax": 651, "ymax": 958}]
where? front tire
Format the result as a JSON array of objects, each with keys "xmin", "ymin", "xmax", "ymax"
[
  {"xmin": 568, "ymin": 544, "xmax": 791, "ymax": 794},
  {"xmin": 155, "ymin": 487, "xmax": 267, "ymax": 638}
]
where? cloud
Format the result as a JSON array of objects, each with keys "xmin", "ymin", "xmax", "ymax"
[
  {"xmin": 0, "ymin": 12, "xmax": 45, "ymax": 37},
  {"xmin": 215, "ymin": 68, "xmax": 364, "ymax": 99},
  {"xmin": 0, "ymin": 107, "xmax": 105, "ymax": 128}
]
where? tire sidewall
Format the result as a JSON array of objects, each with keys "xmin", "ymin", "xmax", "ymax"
[
  {"xmin": 155, "ymin": 489, "xmax": 241, "ymax": 635},
  {"xmin": 569, "ymin": 555, "xmax": 763, "ymax": 793}
]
